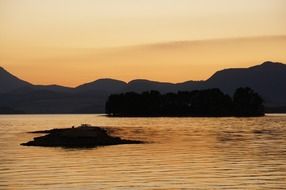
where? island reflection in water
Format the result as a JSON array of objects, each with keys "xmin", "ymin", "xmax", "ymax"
[{"xmin": 0, "ymin": 114, "xmax": 286, "ymax": 189}]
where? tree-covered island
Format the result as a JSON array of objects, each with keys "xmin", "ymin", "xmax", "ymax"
[{"xmin": 106, "ymin": 87, "xmax": 264, "ymax": 117}]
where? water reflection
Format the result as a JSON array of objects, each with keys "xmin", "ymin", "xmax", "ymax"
[{"xmin": 0, "ymin": 115, "xmax": 286, "ymax": 189}]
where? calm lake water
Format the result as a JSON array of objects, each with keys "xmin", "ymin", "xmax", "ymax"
[{"xmin": 0, "ymin": 114, "xmax": 286, "ymax": 190}]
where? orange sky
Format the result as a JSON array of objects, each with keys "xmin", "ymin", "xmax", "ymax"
[{"xmin": 0, "ymin": 0, "xmax": 286, "ymax": 87}]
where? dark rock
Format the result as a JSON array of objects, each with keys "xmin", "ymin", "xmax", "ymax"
[{"xmin": 21, "ymin": 124, "xmax": 143, "ymax": 148}]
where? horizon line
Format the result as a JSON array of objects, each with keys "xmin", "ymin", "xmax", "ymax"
[{"xmin": 1, "ymin": 61, "xmax": 284, "ymax": 88}]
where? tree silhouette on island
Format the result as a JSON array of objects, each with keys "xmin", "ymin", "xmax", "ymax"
[
  {"xmin": 106, "ymin": 87, "xmax": 264, "ymax": 117},
  {"xmin": 1, "ymin": 61, "xmax": 284, "ymax": 114}
]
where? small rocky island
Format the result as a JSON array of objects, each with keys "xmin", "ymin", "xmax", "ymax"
[{"xmin": 21, "ymin": 124, "xmax": 143, "ymax": 148}]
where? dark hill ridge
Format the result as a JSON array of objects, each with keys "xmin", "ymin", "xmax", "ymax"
[
  {"xmin": 76, "ymin": 78, "xmax": 127, "ymax": 93},
  {"xmin": 0, "ymin": 67, "xmax": 32, "ymax": 93},
  {"xmin": 34, "ymin": 85, "xmax": 73, "ymax": 93},
  {"xmin": 0, "ymin": 61, "xmax": 285, "ymax": 113},
  {"xmin": 205, "ymin": 62, "xmax": 286, "ymax": 105},
  {"xmin": 126, "ymin": 79, "xmax": 175, "ymax": 93}
]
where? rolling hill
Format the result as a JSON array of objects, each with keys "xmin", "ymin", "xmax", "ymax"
[
  {"xmin": 0, "ymin": 67, "xmax": 32, "ymax": 93},
  {"xmin": 0, "ymin": 61, "xmax": 285, "ymax": 113}
]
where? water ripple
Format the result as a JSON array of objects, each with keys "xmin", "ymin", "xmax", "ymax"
[{"xmin": 0, "ymin": 114, "xmax": 286, "ymax": 189}]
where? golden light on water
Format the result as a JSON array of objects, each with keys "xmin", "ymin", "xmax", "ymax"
[{"xmin": 1, "ymin": 115, "xmax": 286, "ymax": 189}]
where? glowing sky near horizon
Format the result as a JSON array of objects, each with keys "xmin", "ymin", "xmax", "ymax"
[{"xmin": 0, "ymin": 0, "xmax": 286, "ymax": 86}]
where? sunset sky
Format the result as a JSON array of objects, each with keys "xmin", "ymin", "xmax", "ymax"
[{"xmin": 1, "ymin": 0, "xmax": 286, "ymax": 87}]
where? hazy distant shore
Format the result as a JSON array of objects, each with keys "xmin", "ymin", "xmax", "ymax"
[{"xmin": 1, "ymin": 62, "xmax": 286, "ymax": 114}]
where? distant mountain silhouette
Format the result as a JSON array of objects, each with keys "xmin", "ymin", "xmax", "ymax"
[
  {"xmin": 0, "ymin": 67, "xmax": 32, "ymax": 93},
  {"xmin": 34, "ymin": 85, "xmax": 73, "ymax": 93},
  {"xmin": 204, "ymin": 61, "xmax": 286, "ymax": 106},
  {"xmin": 76, "ymin": 79, "xmax": 127, "ymax": 93},
  {"xmin": 125, "ymin": 79, "xmax": 204, "ymax": 93},
  {"xmin": 0, "ymin": 61, "xmax": 285, "ymax": 113},
  {"xmin": 126, "ymin": 79, "xmax": 175, "ymax": 93}
]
